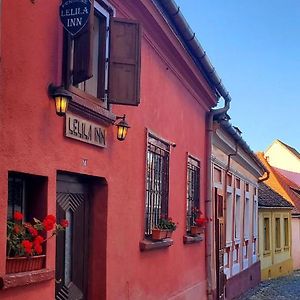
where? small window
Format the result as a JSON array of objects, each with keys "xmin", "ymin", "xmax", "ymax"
[
  {"xmin": 186, "ymin": 156, "xmax": 200, "ymax": 233},
  {"xmin": 227, "ymin": 173, "xmax": 232, "ymax": 186},
  {"xmin": 275, "ymin": 217, "xmax": 281, "ymax": 249},
  {"xmin": 214, "ymin": 167, "xmax": 222, "ymax": 183},
  {"xmin": 145, "ymin": 134, "xmax": 170, "ymax": 236},
  {"xmin": 284, "ymin": 218, "xmax": 289, "ymax": 248},
  {"xmin": 63, "ymin": 1, "xmax": 141, "ymax": 109},
  {"xmin": 245, "ymin": 183, "xmax": 249, "ymax": 192},
  {"xmin": 235, "ymin": 178, "xmax": 240, "ymax": 189},
  {"xmin": 264, "ymin": 218, "xmax": 270, "ymax": 251},
  {"xmin": 244, "ymin": 197, "xmax": 250, "ymax": 238}
]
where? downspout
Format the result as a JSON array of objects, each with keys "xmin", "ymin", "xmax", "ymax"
[
  {"xmin": 206, "ymin": 98, "xmax": 231, "ymax": 300},
  {"xmin": 225, "ymin": 141, "xmax": 238, "ymax": 278},
  {"xmin": 258, "ymin": 171, "xmax": 270, "ymax": 183}
]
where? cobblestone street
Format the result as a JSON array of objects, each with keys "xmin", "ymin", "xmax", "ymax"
[{"xmin": 237, "ymin": 270, "xmax": 300, "ymax": 299}]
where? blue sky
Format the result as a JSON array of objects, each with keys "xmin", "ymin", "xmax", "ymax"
[{"xmin": 175, "ymin": 0, "xmax": 300, "ymax": 152}]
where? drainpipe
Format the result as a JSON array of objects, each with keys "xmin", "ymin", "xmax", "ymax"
[
  {"xmin": 258, "ymin": 171, "xmax": 270, "ymax": 183},
  {"xmin": 206, "ymin": 98, "xmax": 231, "ymax": 300},
  {"xmin": 224, "ymin": 141, "xmax": 238, "ymax": 278}
]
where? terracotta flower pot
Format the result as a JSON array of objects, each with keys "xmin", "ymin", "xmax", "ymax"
[
  {"xmin": 151, "ymin": 229, "xmax": 168, "ymax": 241},
  {"xmin": 6, "ymin": 255, "xmax": 46, "ymax": 274},
  {"xmin": 190, "ymin": 226, "xmax": 204, "ymax": 236}
]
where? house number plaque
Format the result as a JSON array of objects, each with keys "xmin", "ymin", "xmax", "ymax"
[
  {"xmin": 59, "ymin": 0, "xmax": 91, "ymax": 36},
  {"xmin": 65, "ymin": 113, "xmax": 107, "ymax": 148}
]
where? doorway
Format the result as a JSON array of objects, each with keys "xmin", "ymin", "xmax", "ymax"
[{"xmin": 55, "ymin": 173, "xmax": 89, "ymax": 300}]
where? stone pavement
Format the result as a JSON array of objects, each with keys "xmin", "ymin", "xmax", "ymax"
[{"xmin": 236, "ymin": 270, "xmax": 300, "ymax": 299}]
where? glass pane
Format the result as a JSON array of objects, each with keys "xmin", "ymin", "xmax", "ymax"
[{"xmin": 65, "ymin": 209, "xmax": 73, "ymax": 285}]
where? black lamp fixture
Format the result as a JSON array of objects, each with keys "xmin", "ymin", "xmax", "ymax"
[
  {"xmin": 115, "ymin": 114, "xmax": 130, "ymax": 141},
  {"xmin": 48, "ymin": 84, "xmax": 72, "ymax": 117}
]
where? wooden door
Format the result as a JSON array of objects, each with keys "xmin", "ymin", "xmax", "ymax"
[
  {"xmin": 215, "ymin": 188, "xmax": 225, "ymax": 300},
  {"xmin": 56, "ymin": 174, "xmax": 89, "ymax": 300}
]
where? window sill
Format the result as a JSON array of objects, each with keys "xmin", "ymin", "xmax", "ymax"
[
  {"xmin": 183, "ymin": 234, "xmax": 203, "ymax": 244},
  {"xmin": 139, "ymin": 238, "xmax": 173, "ymax": 251},
  {"xmin": 0, "ymin": 268, "xmax": 54, "ymax": 290},
  {"xmin": 275, "ymin": 248, "xmax": 282, "ymax": 253},
  {"xmin": 284, "ymin": 246, "xmax": 290, "ymax": 251},
  {"xmin": 263, "ymin": 250, "xmax": 271, "ymax": 256}
]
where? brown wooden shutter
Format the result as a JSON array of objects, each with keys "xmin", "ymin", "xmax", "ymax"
[
  {"xmin": 73, "ymin": 1, "xmax": 94, "ymax": 85},
  {"xmin": 109, "ymin": 18, "xmax": 141, "ymax": 106}
]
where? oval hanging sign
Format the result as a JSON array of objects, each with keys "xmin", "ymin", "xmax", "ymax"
[{"xmin": 60, "ymin": 0, "xmax": 91, "ymax": 36}]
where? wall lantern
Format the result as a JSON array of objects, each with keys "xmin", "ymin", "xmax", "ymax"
[
  {"xmin": 48, "ymin": 84, "xmax": 72, "ymax": 117},
  {"xmin": 115, "ymin": 114, "xmax": 130, "ymax": 141}
]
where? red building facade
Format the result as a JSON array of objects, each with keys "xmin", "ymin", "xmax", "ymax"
[{"xmin": 0, "ymin": 1, "xmax": 228, "ymax": 299}]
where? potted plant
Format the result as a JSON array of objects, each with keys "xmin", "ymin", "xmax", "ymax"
[
  {"xmin": 190, "ymin": 208, "xmax": 208, "ymax": 236},
  {"xmin": 6, "ymin": 211, "xmax": 68, "ymax": 274},
  {"xmin": 152, "ymin": 216, "xmax": 177, "ymax": 241}
]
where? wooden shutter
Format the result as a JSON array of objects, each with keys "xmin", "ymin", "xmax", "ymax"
[
  {"xmin": 109, "ymin": 18, "xmax": 141, "ymax": 106},
  {"xmin": 73, "ymin": 1, "xmax": 94, "ymax": 85}
]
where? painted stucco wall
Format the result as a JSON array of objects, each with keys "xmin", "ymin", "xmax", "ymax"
[
  {"xmin": 265, "ymin": 141, "xmax": 300, "ymax": 174},
  {"xmin": 0, "ymin": 0, "xmax": 216, "ymax": 299},
  {"xmin": 259, "ymin": 209, "xmax": 293, "ymax": 280}
]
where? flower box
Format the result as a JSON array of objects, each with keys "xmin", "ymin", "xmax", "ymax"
[
  {"xmin": 151, "ymin": 229, "xmax": 168, "ymax": 241},
  {"xmin": 6, "ymin": 255, "xmax": 46, "ymax": 274},
  {"xmin": 190, "ymin": 226, "xmax": 204, "ymax": 236}
]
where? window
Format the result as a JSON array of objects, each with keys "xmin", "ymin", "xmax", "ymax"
[
  {"xmin": 284, "ymin": 218, "xmax": 289, "ymax": 248},
  {"xmin": 263, "ymin": 217, "xmax": 270, "ymax": 251},
  {"xmin": 253, "ymin": 197, "xmax": 258, "ymax": 237},
  {"xmin": 234, "ymin": 194, "xmax": 241, "ymax": 240},
  {"xmin": 226, "ymin": 192, "xmax": 233, "ymax": 243},
  {"xmin": 235, "ymin": 178, "xmax": 240, "ymax": 189},
  {"xmin": 145, "ymin": 134, "xmax": 170, "ymax": 236},
  {"xmin": 275, "ymin": 217, "xmax": 281, "ymax": 249},
  {"xmin": 63, "ymin": 0, "xmax": 141, "ymax": 110},
  {"xmin": 227, "ymin": 173, "xmax": 232, "ymax": 186},
  {"xmin": 186, "ymin": 156, "xmax": 200, "ymax": 232},
  {"xmin": 8, "ymin": 172, "xmax": 47, "ymax": 222},
  {"xmin": 214, "ymin": 167, "xmax": 222, "ymax": 183},
  {"xmin": 244, "ymin": 197, "xmax": 250, "ymax": 239}
]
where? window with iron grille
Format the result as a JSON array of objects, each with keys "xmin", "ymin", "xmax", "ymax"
[
  {"xmin": 145, "ymin": 134, "xmax": 170, "ymax": 236},
  {"xmin": 186, "ymin": 156, "xmax": 200, "ymax": 233}
]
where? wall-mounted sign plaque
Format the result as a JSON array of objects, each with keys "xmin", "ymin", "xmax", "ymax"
[
  {"xmin": 59, "ymin": 0, "xmax": 91, "ymax": 36},
  {"xmin": 65, "ymin": 113, "xmax": 107, "ymax": 148}
]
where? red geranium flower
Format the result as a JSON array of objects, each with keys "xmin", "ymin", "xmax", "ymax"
[
  {"xmin": 60, "ymin": 219, "xmax": 69, "ymax": 228},
  {"xmin": 34, "ymin": 243, "xmax": 43, "ymax": 255},
  {"xmin": 46, "ymin": 214, "xmax": 56, "ymax": 223},
  {"xmin": 43, "ymin": 215, "xmax": 56, "ymax": 231},
  {"xmin": 34, "ymin": 235, "xmax": 44, "ymax": 245},
  {"xmin": 13, "ymin": 211, "xmax": 23, "ymax": 221},
  {"xmin": 22, "ymin": 240, "xmax": 32, "ymax": 254},
  {"xmin": 195, "ymin": 217, "xmax": 208, "ymax": 226},
  {"xmin": 28, "ymin": 226, "xmax": 38, "ymax": 237}
]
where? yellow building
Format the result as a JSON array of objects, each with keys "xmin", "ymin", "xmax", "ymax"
[{"xmin": 258, "ymin": 182, "xmax": 293, "ymax": 280}]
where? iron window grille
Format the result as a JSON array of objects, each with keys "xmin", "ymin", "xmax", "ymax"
[
  {"xmin": 186, "ymin": 156, "xmax": 200, "ymax": 232},
  {"xmin": 145, "ymin": 135, "xmax": 170, "ymax": 236}
]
